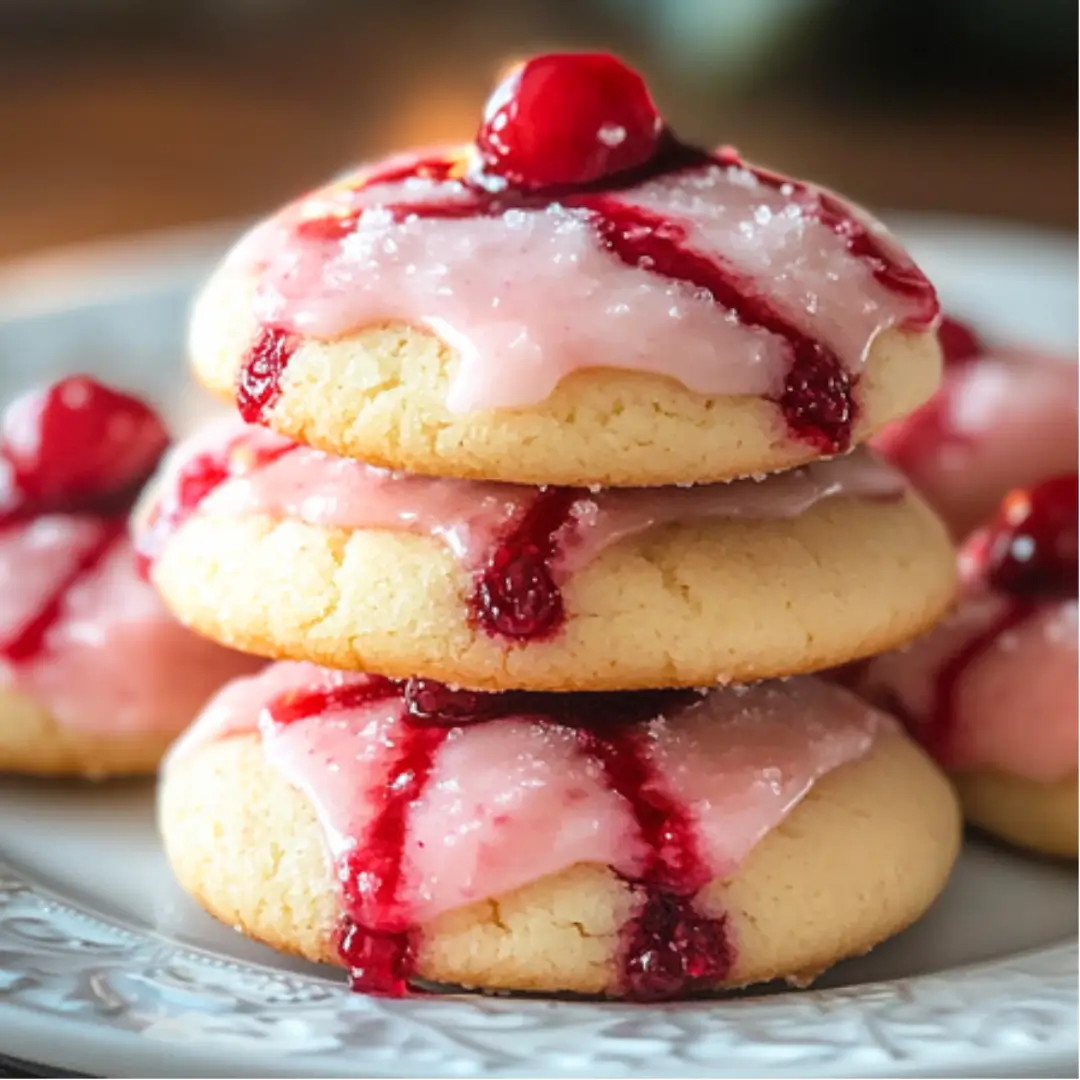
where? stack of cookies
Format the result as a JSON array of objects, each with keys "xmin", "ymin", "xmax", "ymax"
[{"xmin": 145, "ymin": 52, "xmax": 961, "ymax": 999}]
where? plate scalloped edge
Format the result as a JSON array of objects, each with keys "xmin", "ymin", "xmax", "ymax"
[{"xmin": 0, "ymin": 858, "xmax": 1074, "ymax": 1079}]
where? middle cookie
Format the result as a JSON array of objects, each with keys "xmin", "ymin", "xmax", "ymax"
[{"xmin": 138, "ymin": 419, "xmax": 955, "ymax": 691}]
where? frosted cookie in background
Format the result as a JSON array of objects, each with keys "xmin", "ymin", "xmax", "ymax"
[{"xmin": 0, "ymin": 376, "xmax": 261, "ymax": 777}]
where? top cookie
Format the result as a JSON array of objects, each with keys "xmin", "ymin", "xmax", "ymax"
[{"xmin": 192, "ymin": 52, "xmax": 942, "ymax": 487}]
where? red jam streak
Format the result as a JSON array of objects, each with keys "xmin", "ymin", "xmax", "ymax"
[
  {"xmin": 585, "ymin": 196, "xmax": 855, "ymax": 454},
  {"xmin": 270, "ymin": 676, "xmax": 418, "ymax": 995},
  {"xmin": 0, "ymin": 377, "xmax": 168, "ymax": 664},
  {"xmin": 144, "ymin": 433, "xmax": 580, "ymax": 643},
  {"xmin": 709, "ymin": 147, "xmax": 936, "ymax": 311},
  {"xmin": 923, "ymin": 475, "xmax": 1078, "ymax": 763},
  {"xmin": 236, "ymin": 53, "xmax": 938, "ymax": 451},
  {"xmin": 0, "ymin": 517, "xmax": 128, "ymax": 664},
  {"xmin": 338, "ymin": 721, "xmax": 450, "ymax": 997},
  {"xmin": 473, "ymin": 487, "xmax": 581, "ymax": 640},
  {"xmin": 265, "ymin": 676, "xmax": 730, "ymax": 1000},
  {"xmin": 236, "ymin": 327, "xmax": 300, "ymax": 424},
  {"xmin": 572, "ymin": 722, "xmax": 732, "ymax": 1000}
]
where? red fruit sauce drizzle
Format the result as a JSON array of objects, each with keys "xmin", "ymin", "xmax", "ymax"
[
  {"xmin": 0, "ymin": 376, "xmax": 168, "ymax": 664},
  {"xmin": 235, "ymin": 54, "xmax": 938, "ymax": 454},
  {"xmin": 235, "ymin": 327, "xmax": 301, "ymax": 425},
  {"xmin": 0, "ymin": 517, "xmax": 129, "ymax": 664},
  {"xmin": 140, "ymin": 429, "xmax": 584, "ymax": 643},
  {"xmin": 921, "ymin": 475, "xmax": 1078, "ymax": 764},
  {"xmin": 472, "ymin": 486, "xmax": 582, "ymax": 640},
  {"xmin": 264, "ymin": 676, "xmax": 730, "ymax": 999}
]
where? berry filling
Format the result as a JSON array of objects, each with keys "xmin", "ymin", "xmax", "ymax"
[
  {"xmin": 264, "ymin": 675, "xmax": 731, "ymax": 1000},
  {"xmin": 235, "ymin": 327, "xmax": 301, "ymax": 425},
  {"xmin": 472, "ymin": 487, "xmax": 580, "ymax": 640}
]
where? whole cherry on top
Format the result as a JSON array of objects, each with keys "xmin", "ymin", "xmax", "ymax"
[
  {"xmin": 237, "ymin": 50, "xmax": 937, "ymax": 457},
  {"xmin": 968, "ymin": 474, "xmax": 1078, "ymax": 599},
  {"xmin": 475, "ymin": 52, "xmax": 665, "ymax": 190},
  {"xmin": 0, "ymin": 375, "xmax": 169, "ymax": 524}
]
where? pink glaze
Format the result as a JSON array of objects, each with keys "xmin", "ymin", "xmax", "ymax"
[
  {"xmin": 197, "ymin": 148, "xmax": 934, "ymax": 415},
  {"xmin": 861, "ymin": 590, "xmax": 1077, "ymax": 783},
  {"xmin": 155, "ymin": 417, "xmax": 906, "ymax": 577},
  {"xmin": 0, "ymin": 517, "xmax": 260, "ymax": 735},
  {"xmin": 874, "ymin": 349, "xmax": 1078, "ymax": 539},
  {"xmin": 860, "ymin": 477, "xmax": 1078, "ymax": 786},
  {"xmin": 169, "ymin": 662, "xmax": 889, "ymax": 924}
]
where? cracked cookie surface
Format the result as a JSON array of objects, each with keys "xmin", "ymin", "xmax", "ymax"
[{"xmin": 147, "ymin": 486, "xmax": 955, "ymax": 691}]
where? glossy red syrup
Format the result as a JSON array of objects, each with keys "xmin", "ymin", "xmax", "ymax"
[
  {"xmin": 236, "ymin": 53, "xmax": 937, "ymax": 455},
  {"xmin": 235, "ymin": 326, "xmax": 301, "ymax": 424},
  {"xmin": 0, "ymin": 377, "xmax": 168, "ymax": 664},
  {"xmin": 264, "ymin": 676, "xmax": 729, "ymax": 1000},
  {"xmin": 584, "ymin": 196, "xmax": 856, "ymax": 453},
  {"xmin": 0, "ymin": 517, "xmax": 128, "ymax": 664},
  {"xmin": 924, "ymin": 475, "xmax": 1077, "ymax": 763},
  {"xmin": 135, "ymin": 436, "xmax": 295, "ymax": 573},
  {"xmin": 472, "ymin": 487, "xmax": 582, "ymax": 640},
  {"xmin": 267, "ymin": 676, "xmax": 440, "ymax": 996},
  {"xmin": 572, "ymin": 722, "xmax": 732, "ymax": 999},
  {"xmin": 140, "ymin": 427, "xmax": 584, "ymax": 643}
]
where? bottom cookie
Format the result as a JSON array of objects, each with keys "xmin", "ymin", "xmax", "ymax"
[{"xmin": 160, "ymin": 666, "xmax": 960, "ymax": 999}]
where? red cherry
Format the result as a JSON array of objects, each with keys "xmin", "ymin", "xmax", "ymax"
[
  {"xmin": 0, "ymin": 375, "xmax": 168, "ymax": 520},
  {"xmin": 937, "ymin": 316, "xmax": 984, "ymax": 368},
  {"xmin": 476, "ymin": 52, "xmax": 663, "ymax": 191},
  {"xmin": 975, "ymin": 474, "xmax": 1078, "ymax": 598}
]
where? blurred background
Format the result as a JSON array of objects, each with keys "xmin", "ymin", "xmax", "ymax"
[{"xmin": 0, "ymin": 0, "xmax": 1075, "ymax": 262}]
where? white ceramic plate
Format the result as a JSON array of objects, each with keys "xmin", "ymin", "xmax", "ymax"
[{"xmin": 0, "ymin": 216, "xmax": 1075, "ymax": 1079}]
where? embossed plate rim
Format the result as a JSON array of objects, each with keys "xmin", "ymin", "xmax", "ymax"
[{"xmin": 0, "ymin": 856, "xmax": 1075, "ymax": 1079}]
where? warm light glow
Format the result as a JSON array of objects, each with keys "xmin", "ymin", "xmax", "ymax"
[
  {"xmin": 495, "ymin": 56, "xmax": 526, "ymax": 83},
  {"xmin": 385, "ymin": 85, "xmax": 477, "ymax": 152},
  {"xmin": 1002, "ymin": 488, "xmax": 1033, "ymax": 526}
]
